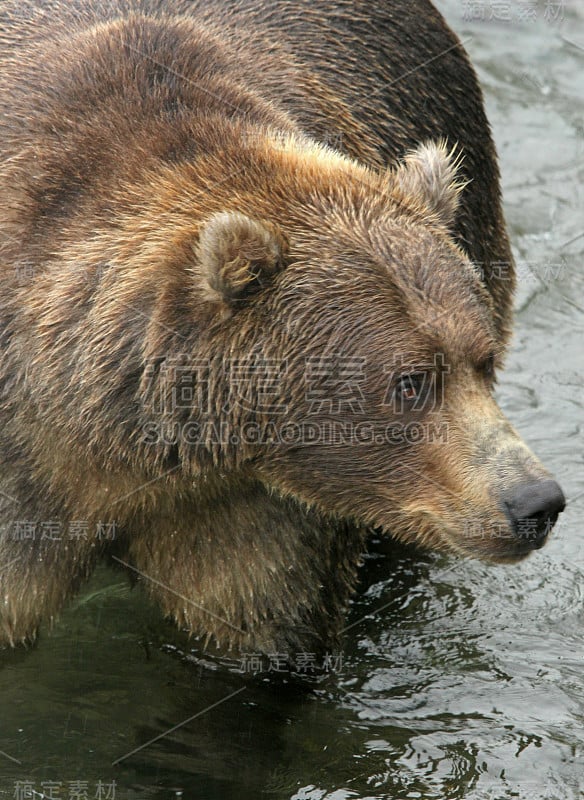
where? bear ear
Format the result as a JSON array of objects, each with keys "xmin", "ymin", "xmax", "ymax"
[
  {"xmin": 393, "ymin": 140, "xmax": 467, "ymax": 227},
  {"xmin": 196, "ymin": 211, "xmax": 288, "ymax": 313}
]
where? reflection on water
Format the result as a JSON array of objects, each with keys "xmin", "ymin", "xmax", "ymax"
[{"xmin": 1, "ymin": 2, "xmax": 583, "ymax": 798}]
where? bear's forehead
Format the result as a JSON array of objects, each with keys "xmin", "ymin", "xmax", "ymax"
[
  {"xmin": 315, "ymin": 231, "xmax": 495, "ymax": 367},
  {"xmin": 331, "ymin": 220, "xmax": 492, "ymax": 319},
  {"xmin": 381, "ymin": 267, "xmax": 496, "ymax": 368},
  {"xmin": 279, "ymin": 268, "xmax": 495, "ymax": 375}
]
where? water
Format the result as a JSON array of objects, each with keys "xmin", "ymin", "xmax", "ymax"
[{"xmin": 1, "ymin": 2, "xmax": 583, "ymax": 798}]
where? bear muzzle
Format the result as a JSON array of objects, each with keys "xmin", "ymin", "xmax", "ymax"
[{"xmin": 501, "ymin": 479, "xmax": 566, "ymax": 552}]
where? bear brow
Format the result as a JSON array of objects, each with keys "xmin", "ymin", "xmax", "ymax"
[{"xmin": 406, "ymin": 297, "xmax": 496, "ymax": 365}]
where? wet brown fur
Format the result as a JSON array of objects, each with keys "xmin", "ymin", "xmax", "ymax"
[{"xmin": 0, "ymin": 1, "xmax": 559, "ymax": 651}]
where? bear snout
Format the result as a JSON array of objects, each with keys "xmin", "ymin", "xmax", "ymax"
[{"xmin": 502, "ymin": 479, "xmax": 566, "ymax": 551}]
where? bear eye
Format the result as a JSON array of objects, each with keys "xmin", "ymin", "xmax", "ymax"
[{"xmin": 396, "ymin": 373, "xmax": 425, "ymax": 403}]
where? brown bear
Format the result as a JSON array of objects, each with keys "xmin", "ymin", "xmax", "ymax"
[{"xmin": 0, "ymin": 0, "xmax": 565, "ymax": 655}]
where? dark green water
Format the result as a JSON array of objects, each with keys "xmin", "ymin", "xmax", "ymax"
[{"xmin": 1, "ymin": 2, "xmax": 583, "ymax": 798}]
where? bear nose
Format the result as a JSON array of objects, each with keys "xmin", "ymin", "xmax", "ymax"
[{"xmin": 503, "ymin": 479, "xmax": 566, "ymax": 549}]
